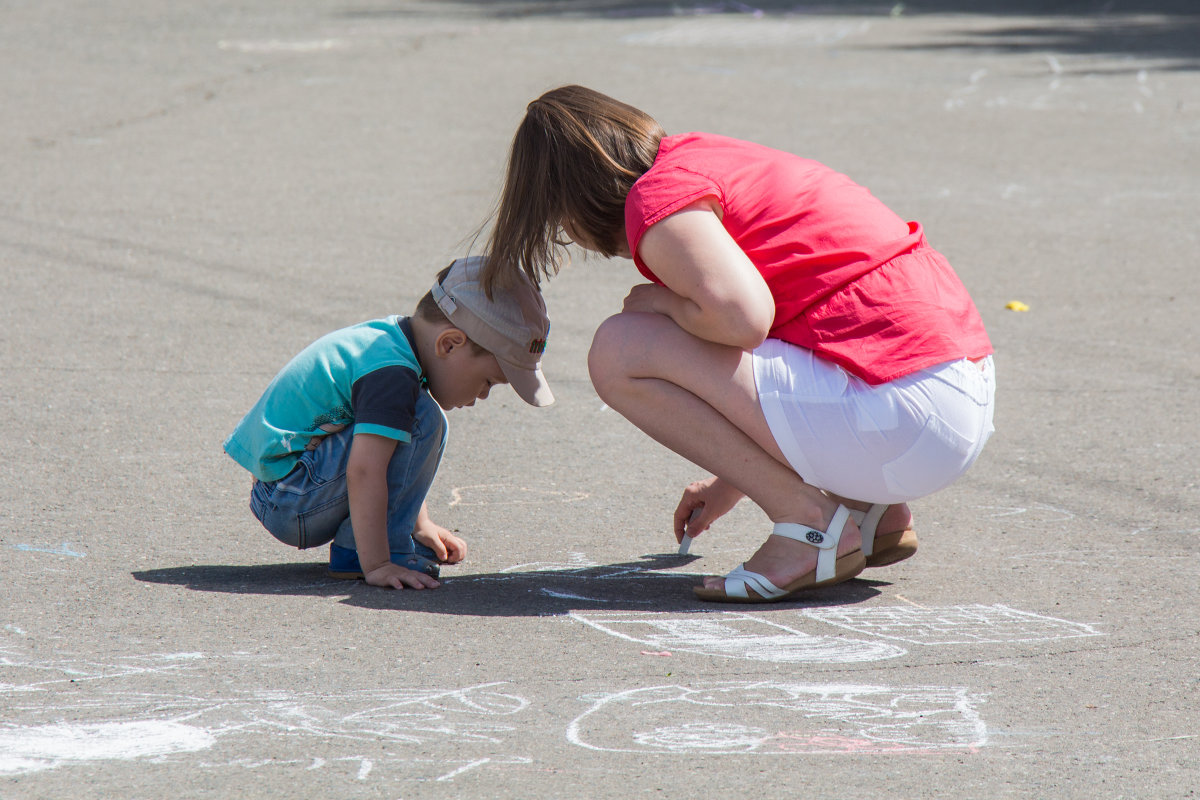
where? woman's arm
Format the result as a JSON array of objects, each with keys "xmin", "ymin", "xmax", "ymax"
[{"xmin": 626, "ymin": 200, "xmax": 774, "ymax": 349}]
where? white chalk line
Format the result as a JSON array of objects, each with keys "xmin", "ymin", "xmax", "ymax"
[
  {"xmin": 448, "ymin": 483, "xmax": 589, "ymax": 508},
  {"xmin": 8, "ymin": 542, "xmax": 85, "ymax": 557},
  {"xmin": 975, "ymin": 502, "xmax": 1075, "ymax": 522},
  {"xmin": 803, "ymin": 604, "xmax": 1104, "ymax": 646},
  {"xmin": 436, "ymin": 757, "xmax": 490, "ymax": 782},
  {"xmin": 571, "ymin": 611, "xmax": 906, "ymax": 664},
  {"xmin": 541, "ymin": 588, "xmax": 652, "ymax": 604}
]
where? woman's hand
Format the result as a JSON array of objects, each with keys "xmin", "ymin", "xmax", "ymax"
[
  {"xmin": 621, "ymin": 282, "xmax": 675, "ymax": 315},
  {"xmin": 672, "ymin": 476, "xmax": 745, "ymax": 544}
]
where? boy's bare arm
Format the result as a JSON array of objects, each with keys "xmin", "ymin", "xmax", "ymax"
[{"xmin": 346, "ymin": 433, "xmax": 440, "ymax": 590}]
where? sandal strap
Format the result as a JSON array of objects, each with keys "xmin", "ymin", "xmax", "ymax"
[
  {"xmin": 722, "ymin": 565, "xmax": 785, "ymax": 600},
  {"xmin": 771, "ymin": 505, "xmax": 851, "ymax": 549},
  {"xmin": 772, "ymin": 505, "xmax": 852, "ymax": 584},
  {"xmin": 850, "ymin": 504, "xmax": 887, "ymax": 557}
]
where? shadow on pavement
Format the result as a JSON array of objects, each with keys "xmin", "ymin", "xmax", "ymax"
[
  {"xmin": 350, "ymin": 0, "xmax": 1200, "ymax": 16},
  {"xmin": 132, "ymin": 553, "xmax": 886, "ymax": 615},
  {"xmin": 887, "ymin": 14, "xmax": 1200, "ymax": 71},
  {"xmin": 345, "ymin": 0, "xmax": 1200, "ymax": 70}
]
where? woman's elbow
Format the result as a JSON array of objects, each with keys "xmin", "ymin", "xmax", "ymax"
[
  {"xmin": 731, "ymin": 304, "xmax": 773, "ymax": 349},
  {"xmin": 731, "ymin": 329, "xmax": 768, "ymax": 351}
]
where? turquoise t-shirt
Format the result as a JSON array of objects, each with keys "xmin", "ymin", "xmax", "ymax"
[{"xmin": 224, "ymin": 316, "xmax": 425, "ymax": 482}]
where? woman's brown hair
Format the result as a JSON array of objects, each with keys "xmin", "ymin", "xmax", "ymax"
[{"xmin": 482, "ymin": 85, "xmax": 665, "ymax": 294}]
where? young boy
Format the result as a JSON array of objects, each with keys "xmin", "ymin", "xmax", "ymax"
[{"xmin": 223, "ymin": 256, "xmax": 553, "ymax": 589}]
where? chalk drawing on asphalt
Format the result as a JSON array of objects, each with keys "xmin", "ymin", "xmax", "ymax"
[
  {"xmin": 570, "ymin": 611, "xmax": 906, "ymax": 663},
  {"xmin": 0, "ymin": 647, "xmax": 529, "ymax": 779},
  {"xmin": 448, "ymin": 483, "xmax": 588, "ymax": 508},
  {"xmin": 6, "ymin": 542, "xmax": 85, "ymax": 557},
  {"xmin": 976, "ymin": 502, "xmax": 1075, "ymax": 524},
  {"xmin": 802, "ymin": 604, "xmax": 1103, "ymax": 645},
  {"xmin": 568, "ymin": 682, "xmax": 987, "ymax": 754},
  {"xmin": 481, "ymin": 552, "xmax": 682, "ymax": 591},
  {"xmin": 500, "ymin": 551, "xmax": 600, "ymax": 574},
  {"xmin": 0, "ymin": 721, "xmax": 215, "ymax": 775},
  {"xmin": 0, "ymin": 648, "xmax": 209, "ymax": 692},
  {"xmin": 1010, "ymin": 547, "xmax": 1193, "ymax": 568}
]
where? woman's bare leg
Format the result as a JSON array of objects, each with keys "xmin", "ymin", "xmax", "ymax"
[{"xmin": 588, "ymin": 312, "xmax": 861, "ymax": 588}]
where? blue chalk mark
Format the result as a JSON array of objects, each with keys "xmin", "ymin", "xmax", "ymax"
[{"xmin": 10, "ymin": 543, "xmax": 85, "ymax": 557}]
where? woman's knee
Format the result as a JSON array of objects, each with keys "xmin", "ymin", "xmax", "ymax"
[
  {"xmin": 588, "ymin": 314, "xmax": 634, "ymax": 400},
  {"xmin": 590, "ymin": 313, "xmax": 667, "ymax": 397}
]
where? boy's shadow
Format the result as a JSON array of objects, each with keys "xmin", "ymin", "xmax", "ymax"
[{"xmin": 132, "ymin": 553, "xmax": 885, "ymax": 615}]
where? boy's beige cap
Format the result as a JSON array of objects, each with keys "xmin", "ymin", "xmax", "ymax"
[{"xmin": 431, "ymin": 256, "xmax": 554, "ymax": 407}]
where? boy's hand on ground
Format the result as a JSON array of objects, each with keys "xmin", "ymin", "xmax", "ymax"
[
  {"xmin": 414, "ymin": 522, "xmax": 468, "ymax": 564},
  {"xmin": 363, "ymin": 562, "xmax": 441, "ymax": 590}
]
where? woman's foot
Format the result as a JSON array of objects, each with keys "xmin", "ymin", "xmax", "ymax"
[
  {"xmin": 859, "ymin": 503, "xmax": 917, "ymax": 567},
  {"xmin": 871, "ymin": 503, "xmax": 913, "ymax": 540},
  {"xmin": 824, "ymin": 497, "xmax": 917, "ymax": 568},
  {"xmin": 697, "ymin": 506, "xmax": 863, "ymax": 600}
]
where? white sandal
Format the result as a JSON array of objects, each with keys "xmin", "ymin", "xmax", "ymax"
[
  {"xmin": 694, "ymin": 505, "xmax": 865, "ymax": 603},
  {"xmin": 851, "ymin": 504, "xmax": 918, "ymax": 568}
]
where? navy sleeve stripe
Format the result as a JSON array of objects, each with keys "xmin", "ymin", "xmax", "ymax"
[{"xmin": 350, "ymin": 364, "xmax": 422, "ymax": 437}]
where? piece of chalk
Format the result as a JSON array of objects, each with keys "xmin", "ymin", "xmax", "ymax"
[{"xmin": 678, "ymin": 508, "xmax": 702, "ymax": 554}]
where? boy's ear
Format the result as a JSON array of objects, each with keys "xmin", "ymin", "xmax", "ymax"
[{"xmin": 434, "ymin": 327, "xmax": 469, "ymax": 357}]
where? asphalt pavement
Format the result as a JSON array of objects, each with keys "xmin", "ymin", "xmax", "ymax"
[{"xmin": 2, "ymin": 1, "xmax": 1197, "ymax": 797}]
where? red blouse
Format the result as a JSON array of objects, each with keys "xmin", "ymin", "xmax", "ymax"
[{"xmin": 625, "ymin": 133, "xmax": 992, "ymax": 384}]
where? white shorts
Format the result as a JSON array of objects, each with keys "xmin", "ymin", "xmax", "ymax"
[{"xmin": 753, "ymin": 339, "xmax": 996, "ymax": 504}]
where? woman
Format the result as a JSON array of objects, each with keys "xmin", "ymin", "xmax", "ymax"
[{"xmin": 481, "ymin": 85, "xmax": 995, "ymax": 602}]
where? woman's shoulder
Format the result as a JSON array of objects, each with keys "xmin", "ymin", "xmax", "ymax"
[
  {"xmin": 655, "ymin": 132, "xmax": 822, "ymax": 181},
  {"xmin": 662, "ymin": 131, "xmax": 797, "ymax": 155},
  {"xmin": 658, "ymin": 131, "xmax": 756, "ymax": 157}
]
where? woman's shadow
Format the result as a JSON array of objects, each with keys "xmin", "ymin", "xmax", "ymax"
[{"xmin": 132, "ymin": 553, "xmax": 885, "ymax": 615}]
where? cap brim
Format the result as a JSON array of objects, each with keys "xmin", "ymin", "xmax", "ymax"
[{"xmin": 499, "ymin": 362, "xmax": 554, "ymax": 407}]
